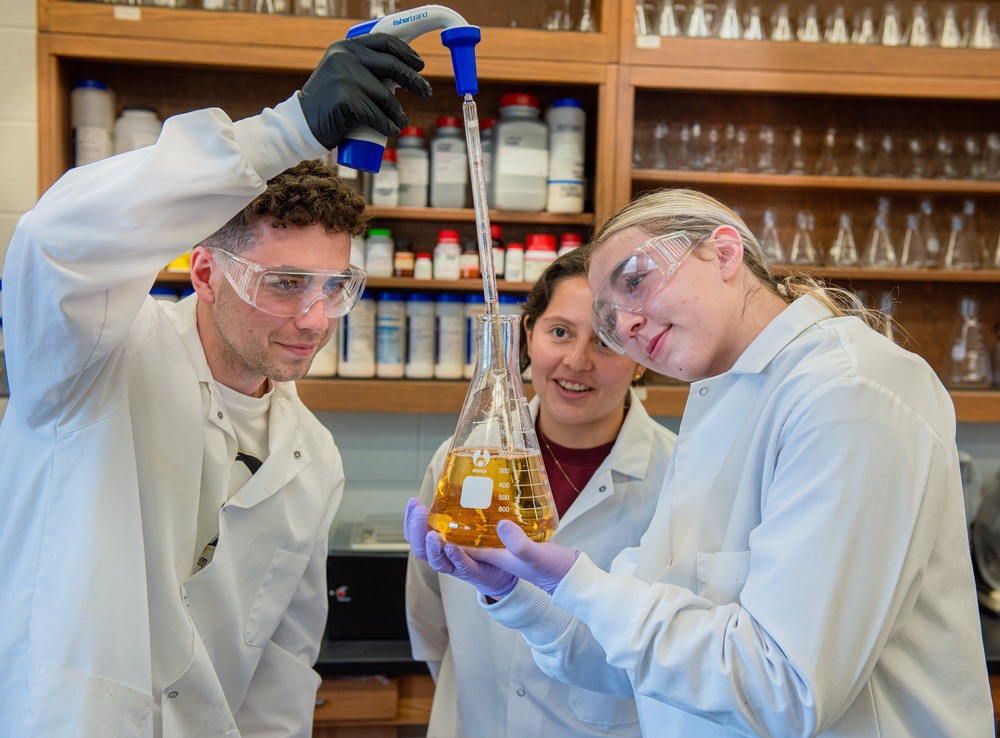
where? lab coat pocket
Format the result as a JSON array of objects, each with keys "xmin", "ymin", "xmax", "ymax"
[
  {"xmin": 244, "ymin": 548, "xmax": 310, "ymax": 648},
  {"xmin": 19, "ymin": 663, "xmax": 152, "ymax": 736},
  {"xmin": 567, "ymin": 686, "xmax": 640, "ymax": 729},
  {"xmin": 696, "ymin": 550, "xmax": 751, "ymax": 605}
]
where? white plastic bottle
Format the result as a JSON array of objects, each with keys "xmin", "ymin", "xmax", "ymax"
[
  {"xmin": 545, "ymin": 98, "xmax": 586, "ymax": 214},
  {"xmin": 405, "ymin": 293, "xmax": 436, "ymax": 379},
  {"xmin": 71, "ymin": 79, "xmax": 114, "ymax": 166},
  {"xmin": 306, "ymin": 324, "xmax": 340, "ymax": 377},
  {"xmin": 480, "ymin": 117, "xmax": 495, "ymax": 203},
  {"xmin": 375, "ymin": 291, "xmax": 406, "ymax": 378},
  {"xmin": 414, "ymin": 252, "xmax": 434, "ymax": 280},
  {"xmin": 364, "ymin": 228, "xmax": 394, "ymax": 278},
  {"xmin": 370, "ymin": 148, "xmax": 400, "ymax": 207},
  {"xmin": 396, "ymin": 126, "xmax": 429, "ymax": 207},
  {"xmin": 337, "ymin": 292, "xmax": 376, "ymax": 378},
  {"xmin": 505, "ymin": 242, "xmax": 526, "ymax": 282},
  {"xmin": 113, "ymin": 106, "xmax": 162, "ymax": 155},
  {"xmin": 524, "ymin": 233, "xmax": 558, "ymax": 281},
  {"xmin": 463, "ymin": 293, "xmax": 488, "ymax": 378},
  {"xmin": 349, "ymin": 233, "xmax": 366, "ymax": 270},
  {"xmin": 493, "ymin": 93, "xmax": 549, "ymax": 212},
  {"xmin": 434, "ymin": 293, "xmax": 466, "ymax": 379},
  {"xmin": 430, "ymin": 116, "xmax": 469, "ymax": 209},
  {"xmin": 433, "ymin": 229, "xmax": 462, "ymax": 280}
]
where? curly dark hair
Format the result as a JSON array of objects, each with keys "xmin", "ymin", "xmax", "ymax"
[
  {"xmin": 518, "ymin": 248, "xmax": 588, "ymax": 373},
  {"xmin": 200, "ymin": 159, "xmax": 371, "ymax": 254}
]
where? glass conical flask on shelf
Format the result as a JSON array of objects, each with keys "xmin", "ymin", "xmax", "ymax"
[
  {"xmin": 946, "ymin": 296, "xmax": 993, "ymax": 389},
  {"xmin": 788, "ymin": 210, "xmax": 819, "ymax": 265},
  {"xmin": 428, "ymin": 313, "xmax": 559, "ymax": 547},
  {"xmin": 761, "ymin": 208, "xmax": 786, "ymax": 263},
  {"xmin": 828, "ymin": 211, "xmax": 860, "ymax": 266},
  {"xmin": 900, "ymin": 212, "xmax": 933, "ymax": 268}
]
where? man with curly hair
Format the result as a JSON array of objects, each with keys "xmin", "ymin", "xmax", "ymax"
[{"xmin": 0, "ymin": 35, "xmax": 430, "ymax": 737}]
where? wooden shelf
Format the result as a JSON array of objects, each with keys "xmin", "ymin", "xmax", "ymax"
[
  {"xmin": 297, "ymin": 378, "xmax": 999, "ymax": 422},
  {"xmin": 631, "ymin": 169, "xmax": 1000, "ymax": 196}
]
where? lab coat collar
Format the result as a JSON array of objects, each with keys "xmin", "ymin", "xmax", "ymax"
[
  {"xmin": 164, "ymin": 295, "xmax": 312, "ymax": 509},
  {"xmin": 528, "ymin": 388, "xmax": 653, "ymax": 482},
  {"xmin": 728, "ymin": 294, "xmax": 833, "ymax": 376}
]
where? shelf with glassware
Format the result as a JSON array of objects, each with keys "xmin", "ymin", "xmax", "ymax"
[{"xmin": 38, "ymin": 0, "xmax": 619, "ymax": 65}]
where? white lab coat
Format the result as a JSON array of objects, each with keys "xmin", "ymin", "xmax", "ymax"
[
  {"xmin": 487, "ymin": 296, "xmax": 994, "ymax": 737},
  {"xmin": 0, "ymin": 97, "xmax": 342, "ymax": 737},
  {"xmin": 406, "ymin": 392, "xmax": 677, "ymax": 737}
]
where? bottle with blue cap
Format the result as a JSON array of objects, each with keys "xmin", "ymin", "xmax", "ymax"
[
  {"xmin": 545, "ymin": 98, "xmax": 586, "ymax": 214},
  {"xmin": 336, "ymin": 5, "xmax": 482, "ymax": 174}
]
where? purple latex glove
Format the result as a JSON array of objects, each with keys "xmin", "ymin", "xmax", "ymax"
[
  {"xmin": 404, "ymin": 498, "xmax": 516, "ymax": 599},
  {"xmin": 468, "ymin": 519, "xmax": 579, "ymax": 596},
  {"xmin": 404, "ymin": 499, "xmax": 579, "ymax": 597}
]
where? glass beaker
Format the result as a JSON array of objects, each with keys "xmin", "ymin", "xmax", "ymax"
[{"xmin": 428, "ymin": 313, "xmax": 559, "ymax": 547}]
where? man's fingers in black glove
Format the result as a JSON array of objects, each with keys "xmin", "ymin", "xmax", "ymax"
[{"xmin": 352, "ymin": 33, "xmax": 433, "ymax": 100}]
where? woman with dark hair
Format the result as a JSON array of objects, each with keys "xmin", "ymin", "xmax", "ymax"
[{"xmin": 405, "ymin": 247, "xmax": 677, "ymax": 737}]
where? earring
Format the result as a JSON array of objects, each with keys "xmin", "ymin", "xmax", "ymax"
[{"xmin": 632, "ymin": 370, "xmax": 645, "ymax": 383}]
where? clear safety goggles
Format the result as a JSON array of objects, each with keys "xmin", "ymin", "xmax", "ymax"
[
  {"xmin": 210, "ymin": 248, "xmax": 367, "ymax": 319},
  {"xmin": 591, "ymin": 232, "xmax": 695, "ymax": 355}
]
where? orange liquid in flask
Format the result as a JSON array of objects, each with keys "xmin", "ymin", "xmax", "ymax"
[{"xmin": 430, "ymin": 448, "xmax": 558, "ymax": 547}]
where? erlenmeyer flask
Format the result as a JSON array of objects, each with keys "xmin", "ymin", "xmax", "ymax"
[
  {"xmin": 946, "ymin": 297, "xmax": 993, "ymax": 388},
  {"xmin": 919, "ymin": 198, "xmax": 943, "ymax": 266},
  {"xmin": 650, "ymin": 121, "xmax": 669, "ymax": 169},
  {"xmin": 900, "ymin": 212, "xmax": 932, "ymax": 267},
  {"xmin": 743, "ymin": 4, "xmax": 766, "ymax": 39},
  {"xmin": 685, "ymin": 0, "xmax": 713, "ymax": 38},
  {"xmin": 761, "ymin": 208, "xmax": 786, "ymax": 263},
  {"xmin": 944, "ymin": 214, "xmax": 982, "ymax": 269},
  {"xmin": 635, "ymin": 0, "xmax": 652, "ymax": 36},
  {"xmin": 865, "ymin": 210, "xmax": 898, "ymax": 267},
  {"xmin": 789, "ymin": 210, "xmax": 819, "ymax": 265},
  {"xmin": 931, "ymin": 134, "xmax": 958, "ymax": 179},
  {"xmin": 939, "ymin": 3, "xmax": 964, "ymax": 48},
  {"xmin": 815, "ymin": 127, "xmax": 840, "ymax": 176},
  {"xmin": 755, "ymin": 126, "xmax": 778, "ymax": 174},
  {"xmin": 429, "ymin": 313, "xmax": 559, "ymax": 547},
  {"xmin": 971, "ymin": 4, "xmax": 995, "ymax": 49},
  {"xmin": 797, "ymin": 3, "xmax": 822, "ymax": 41},
  {"xmin": 717, "ymin": 0, "xmax": 743, "ymax": 39},
  {"xmin": 658, "ymin": 0, "xmax": 680, "ymax": 36},
  {"xmin": 730, "ymin": 126, "xmax": 751, "ymax": 172},
  {"xmin": 880, "ymin": 2, "xmax": 903, "ymax": 45},
  {"xmin": 848, "ymin": 130, "xmax": 869, "ymax": 177},
  {"xmin": 906, "ymin": 2, "xmax": 934, "ymax": 46},
  {"xmin": 578, "ymin": 0, "xmax": 595, "ymax": 31},
  {"xmin": 829, "ymin": 211, "xmax": 860, "ymax": 266},
  {"xmin": 826, "ymin": 5, "xmax": 851, "ymax": 42},
  {"xmin": 771, "ymin": 3, "xmax": 794, "ymax": 40},
  {"xmin": 785, "ymin": 126, "xmax": 808, "ymax": 175},
  {"xmin": 853, "ymin": 6, "xmax": 879, "ymax": 44},
  {"xmin": 871, "ymin": 133, "xmax": 897, "ymax": 177}
]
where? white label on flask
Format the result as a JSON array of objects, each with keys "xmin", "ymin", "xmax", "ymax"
[
  {"xmin": 497, "ymin": 146, "xmax": 548, "ymax": 178},
  {"xmin": 460, "ymin": 471, "xmax": 494, "ymax": 508}
]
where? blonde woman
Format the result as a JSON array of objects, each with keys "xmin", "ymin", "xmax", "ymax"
[{"xmin": 407, "ymin": 189, "xmax": 992, "ymax": 737}]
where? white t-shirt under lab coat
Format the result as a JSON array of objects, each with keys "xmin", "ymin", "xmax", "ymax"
[
  {"xmin": 406, "ymin": 391, "xmax": 677, "ymax": 737},
  {"xmin": 487, "ymin": 296, "xmax": 993, "ymax": 737}
]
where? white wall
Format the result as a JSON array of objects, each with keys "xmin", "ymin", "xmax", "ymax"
[
  {"xmin": 0, "ymin": 0, "xmax": 38, "ymax": 274},
  {"xmin": 2, "ymin": 0, "xmax": 997, "ymax": 527}
]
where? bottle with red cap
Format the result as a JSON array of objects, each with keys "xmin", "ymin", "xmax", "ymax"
[
  {"xmin": 558, "ymin": 232, "xmax": 583, "ymax": 256},
  {"xmin": 396, "ymin": 126, "xmax": 429, "ymax": 208},
  {"xmin": 430, "ymin": 116, "xmax": 469, "ymax": 209},
  {"xmin": 493, "ymin": 93, "xmax": 549, "ymax": 212},
  {"xmin": 490, "ymin": 224, "xmax": 505, "ymax": 279},
  {"xmin": 433, "ymin": 229, "xmax": 462, "ymax": 280},
  {"xmin": 370, "ymin": 148, "xmax": 399, "ymax": 207},
  {"xmin": 524, "ymin": 233, "xmax": 558, "ymax": 281}
]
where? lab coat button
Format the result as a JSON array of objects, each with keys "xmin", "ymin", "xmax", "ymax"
[
  {"xmin": 516, "ymin": 688, "xmax": 526, "ymax": 697},
  {"xmin": 168, "ymin": 691, "xmax": 179, "ymax": 699},
  {"xmin": 599, "ymin": 485, "xmax": 607, "ymax": 492},
  {"xmin": 217, "ymin": 411, "xmax": 224, "ymax": 420},
  {"xmin": 294, "ymin": 450, "xmax": 302, "ymax": 459},
  {"xmin": 698, "ymin": 387, "xmax": 708, "ymax": 396}
]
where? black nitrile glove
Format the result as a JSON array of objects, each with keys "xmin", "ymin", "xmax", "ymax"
[{"xmin": 297, "ymin": 34, "xmax": 433, "ymax": 150}]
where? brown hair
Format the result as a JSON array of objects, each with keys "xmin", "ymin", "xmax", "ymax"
[
  {"xmin": 518, "ymin": 247, "xmax": 645, "ymax": 385},
  {"xmin": 199, "ymin": 159, "xmax": 371, "ymax": 254}
]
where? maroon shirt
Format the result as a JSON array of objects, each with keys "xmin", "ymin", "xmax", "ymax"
[{"xmin": 537, "ymin": 426, "xmax": 616, "ymax": 518}]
